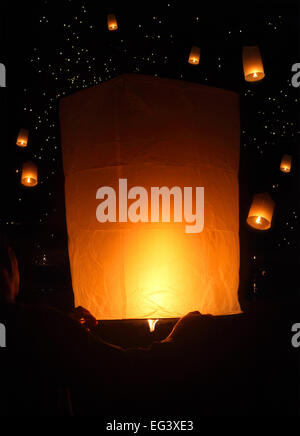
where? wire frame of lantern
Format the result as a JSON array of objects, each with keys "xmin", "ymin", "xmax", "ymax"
[
  {"xmin": 188, "ymin": 46, "xmax": 201, "ymax": 65},
  {"xmin": 21, "ymin": 161, "xmax": 38, "ymax": 187},
  {"xmin": 16, "ymin": 128, "xmax": 29, "ymax": 148},
  {"xmin": 247, "ymin": 193, "xmax": 275, "ymax": 230},
  {"xmin": 242, "ymin": 46, "xmax": 265, "ymax": 82},
  {"xmin": 280, "ymin": 154, "xmax": 292, "ymax": 173},
  {"xmin": 107, "ymin": 14, "xmax": 118, "ymax": 31}
]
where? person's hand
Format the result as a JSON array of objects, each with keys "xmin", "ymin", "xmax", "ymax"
[
  {"xmin": 161, "ymin": 311, "xmax": 209, "ymax": 345},
  {"xmin": 68, "ymin": 306, "xmax": 98, "ymax": 331}
]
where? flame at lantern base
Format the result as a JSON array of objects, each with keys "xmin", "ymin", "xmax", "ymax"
[
  {"xmin": 148, "ymin": 319, "xmax": 159, "ymax": 332},
  {"xmin": 22, "ymin": 177, "xmax": 37, "ymax": 187},
  {"xmin": 247, "ymin": 215, "xmax": 270, "ymax": 230},
  {"xmin": 280, "ymin": 166, "xmax": 290, "ymax": 173},
  {"xmin": 245, "ymin": 71, "xmax": 265, "ymax": 82},
  {"xmin": 22, "ymin": 177, "xmax": 37, "ymax": 186}
]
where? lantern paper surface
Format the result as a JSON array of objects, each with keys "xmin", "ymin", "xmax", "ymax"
[
  {"xmin": 107, "ymin": 14, "xmax": 118, "ymax": 31},
  {"xmin": 21, "ymin": 161, "xmax": 38, "ymax": 187},
  {"xmin": 247, "ymin": 193, "xmax": 275, "ymax": 230},
  {"xmin": 60, "ymin": 74, "xmax": 241, "ymax": 320},
  {"xmin": 188, "ymin": 46, "xmax": 201, "ymax": 65},
  {"xmin": 242, "ymin": 46, "xmax": 265, "ymax": 82},
  {"xmin": 280, "ymin": 154, "xmax": 292, "ymax": 173},
  {"xmin": 16, "ymin": 128, "xmax": 29, "ymax": 147}
]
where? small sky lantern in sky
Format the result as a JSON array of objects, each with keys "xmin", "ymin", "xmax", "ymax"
[
  {"xmin": 280, "ymin": 154, "xmax": 292, "ymax": 173},
  {"xmin": 16, "ymin": 128, "xmax": 29, "ymax": 148},
  {"xmin": 21, "ymin": 161, "xmax": 38, "ymax": 187},
  {"xmin": 247, "ymin": 193, "xmax": 275, "ymax": 230},
  {"xmin": 242, "ymin": 46, "xmax": 265, "ymax": 82},
  {"xmin": 188, "ymin": 46, "xmax": 201, "ymax": 65},
  {"xmin": 107, "ymin": 14, "xmax": 118, "ymax": 31}
]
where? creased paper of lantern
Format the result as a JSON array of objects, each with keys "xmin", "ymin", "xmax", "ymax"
[
  {"xmin": 188, "ymin": 46, "xmax": 201, "ymax": 65},
  {"xmin": 247, "ymin": 193, "xmax": 275, "ymax": 230},
  {"xmin": 107, "ymin": 14, "xmax": 118, "ymax": 31},
  {"xmin": 280, "ymin": 154, "xmax": 292, "ymax": 173},
  {"xmin": 60, "ymin": 74, "xmax": 241, "ymax": 320},
  {"xmin": 16, "ymin": 129, "xmax": 29, "ymax": 147},
  {"xmin": 21, "ymin": 161, "xmax": 38, "ymax": 187},
  {"xmin": 242, "ymin": 46, "xmax": 265, "ymax": 82}
]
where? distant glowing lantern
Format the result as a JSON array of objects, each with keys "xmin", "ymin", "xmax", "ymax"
[
  {"xmin": 188, "ymin": 46, "xmax": 200, "ymax": 65},
  {"xmin": 148, "ymin": 319, "xmax": 158, "ymax": 332},
  {"xmin": 60, "ymin": 74, "xmax": 241, "ymax": 320},
  {"xmin": 247, "ymin": 193, "xmax": 275, "ymax": 230},
  {"xmin": 242, "ymin": 46, "xmax": 265, "ymax": 82},
  {"xmin": 107, "ymin": 14, "xmax": 118, "ymax": 31},
  {"xmin": 16, "ymin": 129, "xmax": 29, "ymax": 147},
  {"xmin": 280, "ymin": 154, "xmax": 292, "ymax": 173},
  {"xmin": 21, "ymin": 161, "xmax": 38, "ymax": 187}
]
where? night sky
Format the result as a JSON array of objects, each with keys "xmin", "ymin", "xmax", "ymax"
[{"xmin": 2, "ymin": 0, "xmax": 300, "ymax": 311}]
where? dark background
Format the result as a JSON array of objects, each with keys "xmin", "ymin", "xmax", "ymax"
[{"xmin": 1, "ymin": 0, "xmax": 300, "ymax": 314}]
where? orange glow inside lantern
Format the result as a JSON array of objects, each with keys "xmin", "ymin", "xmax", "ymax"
[
  {"xmin": 247, "ymin": 193, "xmax": 275, "ymax": 230},
  {"xmin": 280, "ymin": 154, "xmax": 292, "ymax": 173},
  {"xmin": 188, "ymin": 46, "xmax": 200, "ymax": 65},
  {"xmin": 21, "ymin": 161, "xmax": 38, "ymax": 187},
  {"xmin": 107, "ymin": 14, "xmax": 118, "ymax": 31},
  {"xmin": 16, "ymin": 129, "xmax": 29, "ymax": 147},
  {"xmin": 60, "ymin": 74, "xmax": 241, "ymax": 321},
  {"xmin": 242, "ymin": 46, "xmax": 265, "ymax": 82}
]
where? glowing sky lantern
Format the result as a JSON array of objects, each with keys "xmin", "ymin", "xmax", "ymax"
[
  {"xmin": 280, "ymin": 154, "xmax": 292, "ymax": 173},
  {"xmin": 16, "ymin": 129, "xmax": 29, "ymax": 148},
  {"xmin": 107, "ymin": 14, "xmax": 118, "ymax": 31},
  {"xmin": 21, "ymin": 161, "xmax": 38, "ymax": 187},
  {"xmin": 242, "ymin": 46, "xmax": 265, "ymax": 82},
  {"xmin": 247, "ymin": 193, "xmax": 275, "ymax": 230},
  {"xmin": 60, "ymin": 74, "xmax": 241, "ymax": 320},
  {"xmin": 188, "ymin": 46, "xmax": 201, "ymax": 65}
]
